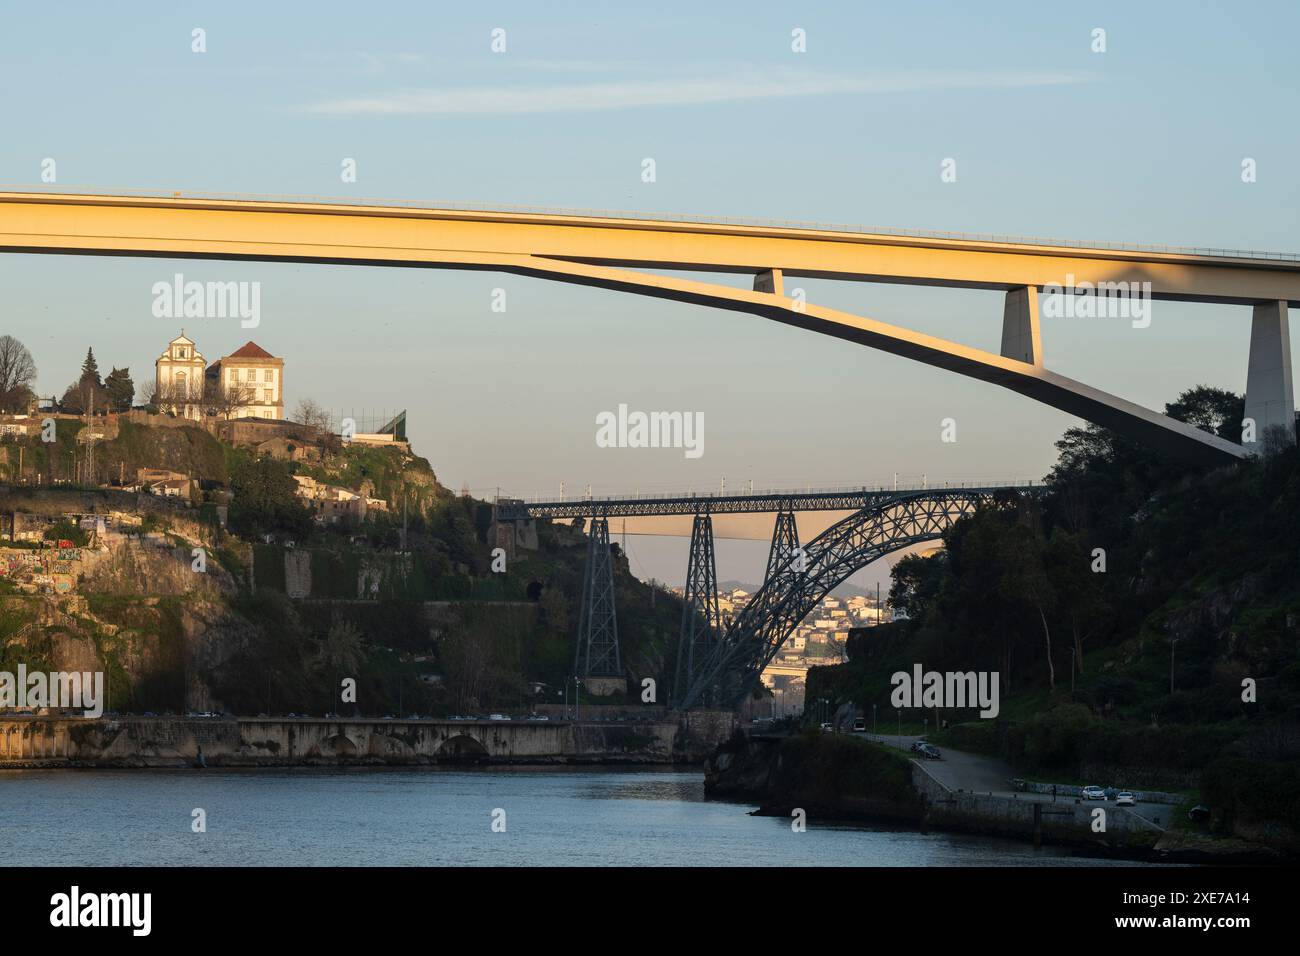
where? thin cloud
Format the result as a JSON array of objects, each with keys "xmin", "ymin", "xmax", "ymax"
[{"xmin": 307, "ymin": 69, "xmax": 1096, "ymax": 116}]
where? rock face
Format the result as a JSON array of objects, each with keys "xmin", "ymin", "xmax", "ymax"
[
  {"xmin": 703, "ymin": 735, "xmax": 781, "ymax": 799},
  {"xmin": 704, "ymin": 730, "xmax": 924, "ymax": 823}
]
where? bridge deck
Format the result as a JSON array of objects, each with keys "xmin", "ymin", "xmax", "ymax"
[
  {"xmin": 495, "ymin": 482, "xmax": 1036, "ymax": 519},
  {"xmin": 3, "ymin": 189, "xmax": 1300, "ymax": 303}
]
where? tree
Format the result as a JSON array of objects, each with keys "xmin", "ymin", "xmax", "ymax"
[
  {"xmin": 227, "ymin": 449, "xmax": 312, "ymax": 537},
  {"xmin": 137, "ymin": 376, "xmax": 161, "ymax": 410},
  {"xmin": 1045, "ymin": 528, "xmax": 1111, "ymax": 681},
  {"xmin": 1165, "ymin": 386, "xmax": 1243, "ymax": 442},
  {"xmin": 0, "ymin": 335, "xmax": 37, "ymax": 412},
  {"xmin": 291, "ymin": 398, "xmax": 331, "ymax": 434},
  {"xmin": 59, "ymin": 376, "xmax": 111, "ymax": 415},
  {"xmin": 79, "ymin": 348, "xmax": 101, "ymax": 387},
  {"xmin": 206, "ymin": 382, "xmax": 255, "ymax": 421},
  {"xmin": 887, "ymin": 552, "xmax": 947, "ymax": 621},
  {"xmin": 104, "ymin": 367, "xmax": 135, "ymax": 412},
  {"xmin": 997, "ymin": 522, "xmax": 1058, "ymax": 691},
  {"xmin": 315, "ymin": 619, "xmax": 366, "ymax": 687}
]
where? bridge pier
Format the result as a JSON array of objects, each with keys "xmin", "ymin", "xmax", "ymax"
[
  {"xmin": 1000, "ymin": 286, "xmax": 1042, "ymax": 366},
  {"xmin": 675, "ymin": 513, "xmax": 721, "ymax": 704},
  {"xmin": 764, "ymin": 510, "xmax": 803, "ymax": 597},
  {"xmin": 575, "ymin": 516, "xmax": 623, "ymax": 684},
  {"xmin": 1244, "ymin": 299, "xmax": 1295, "ymax": 453}
]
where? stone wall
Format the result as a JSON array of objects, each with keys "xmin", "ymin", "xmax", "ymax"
[
  {"xmin": 911, "ymin": 761, "xmax": 1159, "ymax": 847},
  {"xmin": 0, "ymin": 711, "xmax": 738, "ymax": 768}
]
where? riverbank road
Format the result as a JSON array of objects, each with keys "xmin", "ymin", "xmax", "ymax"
[
  {"xmin": 862, "ymin": 733, "xmax": 1015, "ymax": 793},
  {"xmin": 857, "ymin": 732, "xmax": 1172, "ymax": 831}
]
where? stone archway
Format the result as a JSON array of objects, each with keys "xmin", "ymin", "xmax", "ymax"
[{"xmin": 435, "ymin": 733, "xmax": 489, "ymax": 762}]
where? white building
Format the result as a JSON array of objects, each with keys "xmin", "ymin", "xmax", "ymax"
[
  {"xmin": 155, "ymin": 332, "xmax": 206, "ymax": 420},
  {"xmin": 205, "ymin": 341, "xmax": 285, "ymax": 420}
]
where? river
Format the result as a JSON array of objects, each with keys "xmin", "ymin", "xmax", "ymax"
[{"xmin": 1, "ymin": 767, "xmax": 1165, "ymax": 866}]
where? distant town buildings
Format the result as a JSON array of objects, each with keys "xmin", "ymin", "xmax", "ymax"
[{"xmin": 670, "ymin": 583, "xmax": 892, "ymax": 717}]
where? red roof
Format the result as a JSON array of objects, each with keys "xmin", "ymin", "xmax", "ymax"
[{"xmin": 227, "ymin": 341, "xmax": 275, "ymax": 359}]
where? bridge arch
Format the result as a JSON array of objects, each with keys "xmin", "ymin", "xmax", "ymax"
[
  {"xmin": 318, "ymin": 733, "xmax": 359, "ymax": 758},
  {"xmin": 0, "ymin": 190, "xmax": 1270, "ymax": 464},
  {"xmin": 435, "ymin": 733, "xmax": 489, "ymax": 760},
  {"xmin": 678, "ymin": 489, "xmax": 1010, "ymax": 708}
]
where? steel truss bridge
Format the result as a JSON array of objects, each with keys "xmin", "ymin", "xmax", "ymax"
[{"xmin": 498, "ymin": 484, "xmax": 1034, "ymax": 709}]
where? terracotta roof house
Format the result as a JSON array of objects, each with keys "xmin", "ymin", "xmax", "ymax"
[{"xmin": 204, "ymin": 341, "xmax": 284, "ymax": 420}]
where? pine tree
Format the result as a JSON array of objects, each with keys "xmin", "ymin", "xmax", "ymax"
[
  {"xmin": 80, "ymin": 347, "xmax": 101, "ymax": 386},
  {"xmin": 104, "ymin": 367, "xmax": 135, "ymax": 412}
]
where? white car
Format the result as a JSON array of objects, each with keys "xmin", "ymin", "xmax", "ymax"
[
  {"xmin": 1081, "ymin": 786, "xmax": 1107, "ymax": 801},
  {"xmin": 1115, "ymin": 791, "xmax": 1137, "ymax": 806}
]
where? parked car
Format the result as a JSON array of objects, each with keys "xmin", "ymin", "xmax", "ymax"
[
  {"xmin": 852, "ymin": 718, "xmax": 866, "ymax": 732},
  {"xmin": 910, "ymin": 741, "xmax": 926, "ymax": 753},
  {"xmin": 489, "ymin": 713, "xmax": 509, "ymax": 721},
  {"xmin": 919, "ymin": 743, "xmax": 942, "ymax": 759},
  {"xmin": 1115, "ymin": 792, "xmax": 1137, "ymax": 806},
  {"xmin": 1081, "ymin": 785, "xmax": 1107, "ymax": 801},
  {"xmin": 1187, "ymin": 804, "xmax": 1212, "ymax": 824},
  {"xmin": 819, "ymin": 722, "xmax": 833, "ymax": 732}
]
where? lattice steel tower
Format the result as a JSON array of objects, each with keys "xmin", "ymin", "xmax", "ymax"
[
  {"xmin": 765, "ymin": 510, "xmax": 802, "ymax": 595},
  {"xmin": 674, "ymin": 513, "xmax": 721, "ymax": 702},
  {"xmin": 575, "ymin": 516, "xmax": 622, "ymax": 677}
]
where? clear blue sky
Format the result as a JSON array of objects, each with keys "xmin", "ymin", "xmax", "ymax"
[{"xmin": 2, "ymin": 1, "xmax": 1297, "ymax": 584}]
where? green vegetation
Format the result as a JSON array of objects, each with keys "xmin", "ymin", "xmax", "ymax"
[
  {"xmin": 809, "ymin": 386, "xmax": 1300, "ymax": 845},
  {"xmin": 768, "ymin": 729, "xmax": 919, "ymax": 806},
  {"xmin": 102, "ymin": 419, "xmax": 228, "ymax": 483},
  {"xmin": 0, "ymin": 359, "xmax": 692, "ymax": 722},
  {"xmin": 227, "ymin": 447, "xmax": 311, "ymax": 538},
  {"xmin": 43, "ymin": 519, "xmax": 89, "ymax": 547}
]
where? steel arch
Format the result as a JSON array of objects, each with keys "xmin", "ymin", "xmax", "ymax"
[{"xmin": 677, "ymin": 490, "xmax": 1000, "ymax": 709}]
